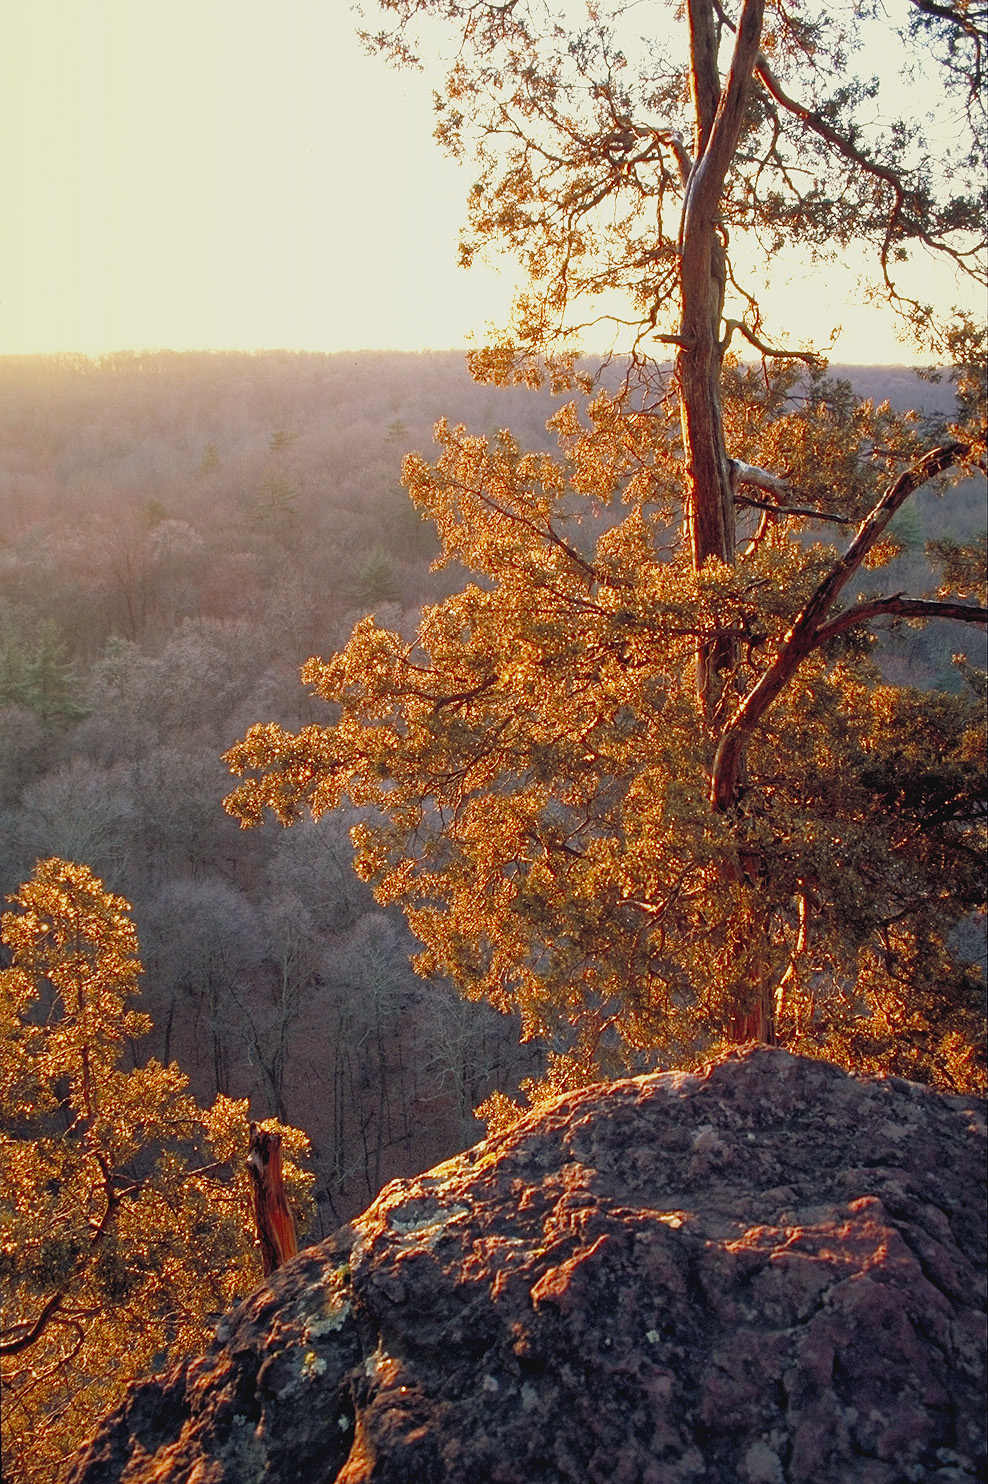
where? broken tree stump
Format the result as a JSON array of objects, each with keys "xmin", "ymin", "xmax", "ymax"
[{"xmin": 246, "ymin": 1122, "xmax": 298, "ymax": 1277}]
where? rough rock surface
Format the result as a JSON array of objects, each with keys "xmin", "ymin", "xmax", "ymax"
[{"xmin": 68, "ymin": 1048, "xmax": 986, "ymax": 1484}]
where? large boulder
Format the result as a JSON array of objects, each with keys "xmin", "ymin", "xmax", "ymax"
[{"xmin": 68, "ymin": 1048, "xmax": 986, "ymax": 1484}]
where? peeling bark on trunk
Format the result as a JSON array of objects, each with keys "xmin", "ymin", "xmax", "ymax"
[
  {"xmin": 677, "ymin": 233, "xmax": 737, "ymax": 720},
  {"xmin": 677, "ymin": 0, "xmax": 765, "ymax": 719},
  {"xmin": 677, "ymin": 233, "xmax": 733, "ymax": 576},
  {"xmin": 246, "ymin": 1123, "xmax": 298, "ymax": 1277},
  {"xmin": 675, "ymin": 0, "xmax": 775, "ymax": 1038}
]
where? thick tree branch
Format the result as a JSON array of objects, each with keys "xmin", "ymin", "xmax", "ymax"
[
  {"xmin": 814, "ymin": 596, "xmax": 988, "ymax": 644},
  {"xmin": 685, "ymin": 0, "xmax": 767, "ymax": 231},
  {"xmin": 735, "ymin": 493, "xmax": 855, "ymax": 524},
  {"xmin": 678, "ymin": 0, "xmax": 767, "ymax": 618},
  {"xmin": 729, "ymin": 459, "xmax": 790, "ymax": 497},
  {"xmin": 711, "ymin": 442, "xmax": 966, "ymax": 810},
  {"xmin": 909, "ymin": 0, "xmax": 986, "ymax": 41},
  {"xmin": 686, "ymin": 0, "xmax": 721, "ymax": 160}
]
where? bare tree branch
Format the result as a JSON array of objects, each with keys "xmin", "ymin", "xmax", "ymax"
[
  {"xmin": 721, "ymin": 318, "xmax": 822, "ymax": 362},
  {"xmin": 730, "ymin": 459, "xmax": 790, "ymax": 497},
  {"xmin": 0, "ymin": 1293, "xmax": 66, "ymax": 1358},
  {"xmin": 735, "ymin": 493, "xmax": 855, "ymax": 524}
]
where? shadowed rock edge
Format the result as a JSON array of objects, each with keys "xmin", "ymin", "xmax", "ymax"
[{"xmin": 67, "ymin": 1047, "xmax": 987, "ymax": 1484}]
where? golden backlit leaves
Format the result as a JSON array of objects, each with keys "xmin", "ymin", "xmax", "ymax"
[
  {"xmin": 225, "ymin": 383, "xmax": 985, "ymax": 1103},
  {"xmin": 0, "ymin": 859, "xmax": 314, "ymax": 1484}
]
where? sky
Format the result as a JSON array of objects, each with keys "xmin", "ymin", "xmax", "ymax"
[{"xmin": 0, "ymin": 0, "xmax": 973, "ymax": 363}]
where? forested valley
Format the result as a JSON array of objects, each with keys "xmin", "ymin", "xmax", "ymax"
[
  {"xmin": 0, "ymin": 349, "xmax": 577, "ymax": 1233},
  {"xmin": 0, "ymin": 348, "xmax": 983, "ymax": 1237}
]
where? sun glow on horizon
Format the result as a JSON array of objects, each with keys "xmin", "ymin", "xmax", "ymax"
[{"xmin": 0, "ymin": 0, "xmax": 976, "ymax": 365}]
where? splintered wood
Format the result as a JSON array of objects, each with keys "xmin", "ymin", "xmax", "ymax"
[{"xmin": 247, "ymin": 1122, "xmax": 298, "ymax": 1276}]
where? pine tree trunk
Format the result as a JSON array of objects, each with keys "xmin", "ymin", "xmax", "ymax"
[
  {"xmin": 677, "ymin": 0, "xmax": 771, "ymax": 1040},
  {"xmin": 677, "ymin": 230, "xmax": 737, "ymax": 720},
  {"xmin": 678, "ymin": 238, "xmax": 734, "ymax": 574},
  {"xmin": 676, "ymin": 0, "xmax": 764, "ymax": 719}
]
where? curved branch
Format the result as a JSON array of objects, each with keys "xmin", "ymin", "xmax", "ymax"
[
  {"xmin": 711, "ymin": 442, "xmax": 965, "ymax": 810},
  {"xmin": 710, "ymin": 0, "xmax": 948, "ymax": 210},
  {"xmin": 0, "ymin": 1292, "xmax": 65, "ymax": 1357},
  {"xmin": 721, "ymin": 318, "xmax": 822, "ymax": 363},
  {"xmin": 753, "ymin": 54, "xmax": 903, "ymax": 192},
  {"xmin": 814, "ymin": 596, "xmax": 988, "ymax": 644}
]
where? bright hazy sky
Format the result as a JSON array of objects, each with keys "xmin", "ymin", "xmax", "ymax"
[{"xmin": 0, "ymin": 0, "xmax": 971, "ymax": 362}]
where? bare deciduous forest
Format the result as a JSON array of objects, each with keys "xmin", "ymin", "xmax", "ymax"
[{"xmin": 0, "ymin": 349, "xmax": 983, "ymax": 1232}]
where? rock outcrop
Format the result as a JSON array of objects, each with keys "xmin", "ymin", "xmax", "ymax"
[{"xmin": 68, "ymin": 1048, "xmax": 986, "ymax": 1484}]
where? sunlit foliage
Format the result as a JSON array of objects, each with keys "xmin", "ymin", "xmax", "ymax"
[
  {"xmin": 225, "ymin": 365, "xmax": 986, "ymax": 1099},
  {"xmin": 0, "ymin": 859, "xmax": 313, "ymax": 1484},
  {"xmin": 226, "ymin": 0, "xmax": 986, "ymax": 1116}
]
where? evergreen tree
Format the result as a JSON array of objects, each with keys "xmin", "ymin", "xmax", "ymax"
[
  {"xmin": 352, "ymin": 542, "xmax": 399, "ymax": 605},
  {"xmin": 0, "ymin": 625, "xmax": 84, "ymax": 727},
  {"xmin": 223, "ymin": 0, "xmax": 986, "ymax": 1100}
]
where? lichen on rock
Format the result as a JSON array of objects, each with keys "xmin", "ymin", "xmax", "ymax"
[{"xmin": 66, "ymin": 1048, "xmax": 987, "ymax": 1484}]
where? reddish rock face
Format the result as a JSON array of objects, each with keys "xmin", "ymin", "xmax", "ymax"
[{"xmin": 67, "ymin": 1048, "xmax": 986, "ymax": 1484}]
